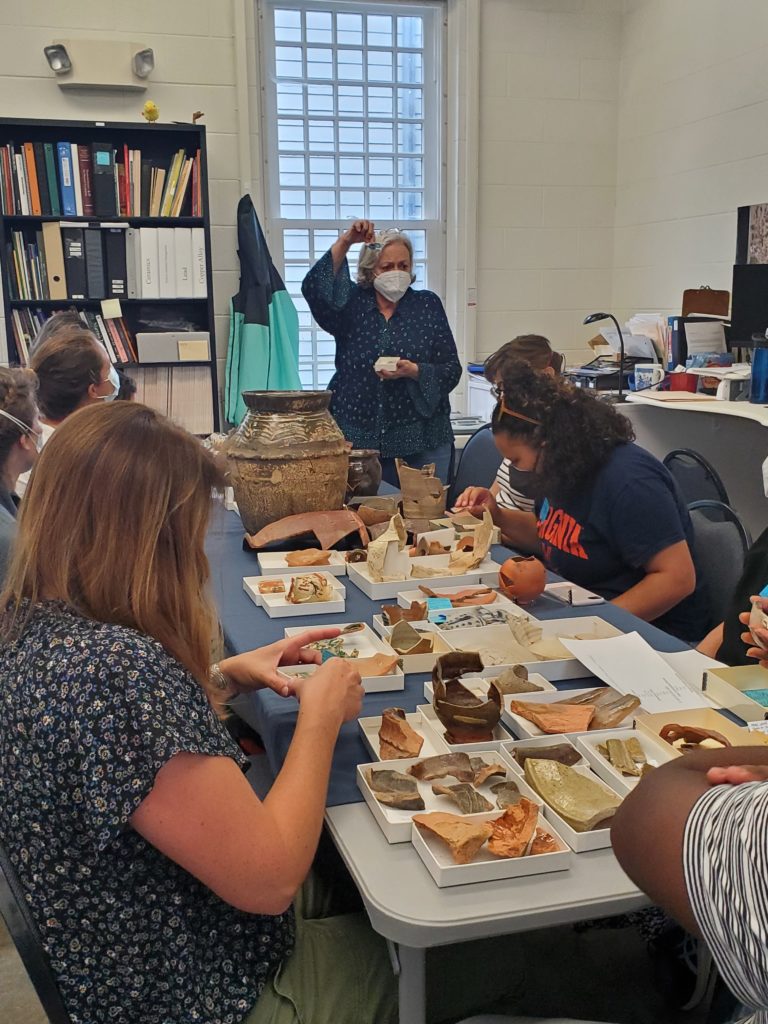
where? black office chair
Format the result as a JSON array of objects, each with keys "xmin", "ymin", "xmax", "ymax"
[
  {"xmin": 447, "ymin": 424, "xmax": 502, "ymax": 508},
  {"xmin": 664, "ymin": 448, "xmax": 730, "ymax": 507},
  {"xmin": 0, "ymin": 837, "xmax": 73, "ymax": 1024},
  {"xmin": 688, "ymin": 500, "xmax": 752, "ymax": 634}
]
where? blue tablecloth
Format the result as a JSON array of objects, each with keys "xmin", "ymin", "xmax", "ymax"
[{"xmin": 206, "ymin": 502, "xmax": 689, "ymax": 806}]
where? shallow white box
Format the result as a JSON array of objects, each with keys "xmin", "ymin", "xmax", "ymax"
[
  {"xmin": 417, "ymin": 703, "xmax": 512, "ymax": 753},
  {"xmin": 702, "ymin": 664, "xmax": 768, "ymax": 723},
  {"xmin": 635, "ymin": 708, "xmax": 768, "ymax": 756},
  {"xmin": 430, "ymin": 516, "xmax": 502, "ymax": 545},
  {"xmin": 575, "ymin": 728, "xmax": 673, "ymax": 795},
  {"xmin": 373, "ymin": 620, "xmax": 457, "ymax": 674},
  {"xmin": 374, "ymin": 355, "xmax": 399, "ymax": 372},
  {"xmin": 440, "ymin": 615, "xmax": 622, "ymax": 682},
  {"xmin": 520, "ymin": 763, "xmax": 624, "ymax": 852},
  {"xmin": 396, "ymin": 590, "xmax": 525, "ymax": 623},
  {"xmin": 282, "ymin": 622, "xmax": 404, "ymax": 693},
  {"xmin": 357, "ymin": 750, "xmax": 516, "ymax": 843},
  {"xmin": 257, "ymin": 550, "xmax": 347, "ymax": 576},
  {"xmin": 411, "ymin": 807, "xmax": 572, "ymax": 887},
  {"xmin": 500, "ymin": 734, "xmax": 588, "ymax": 777},
  {"xmin": 358, "ymin": 710, "xmax": 449, "ymax": 762},
  {"xmin": 499, "ymin": 687, "xmax": 635, "ymax": 739},
  {"xmin": 243, "ymin": 573, "xmax": 345, "ymax": 618},
  {"xmin": 432, "ymin": 605, "xmax": 537, "ymax": 631},
  {"xmin": 346, "ymin": 556, "xmax": 503, "ymax": 600}
]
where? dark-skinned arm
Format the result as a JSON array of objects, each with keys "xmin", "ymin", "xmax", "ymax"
[{"xmin": 612, "ymin": 746, "xmax": 768, "ymax": 936}]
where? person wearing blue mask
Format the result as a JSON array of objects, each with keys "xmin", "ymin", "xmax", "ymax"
[
  {"xmin": 0, "ymin": 367, "xmax": 42, "ymax": 579},
  {"xmin": 302, "ymin": 220, "xmax": 461, "ymax": 486},
  {"xmin": 16, "ymin": 324, "xmax": 117, "ymax": 497}
]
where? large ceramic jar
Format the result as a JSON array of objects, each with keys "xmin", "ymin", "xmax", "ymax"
[{"xmin": 225, "ymin": 391, "xmax": 349, "ymax": 534}]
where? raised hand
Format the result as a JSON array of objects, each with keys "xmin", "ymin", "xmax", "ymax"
[{"xmin": 341, "ymin": 219, "xmax": 375, "ymax": 246}]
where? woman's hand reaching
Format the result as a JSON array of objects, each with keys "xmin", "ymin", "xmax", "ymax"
[
  {"xmin": 452, "ymin": 486, "xmax": 497, "ymax": 519},
  {"xmin": 219, "ymin": 628, "xmax": 342, "ymax": 698}
]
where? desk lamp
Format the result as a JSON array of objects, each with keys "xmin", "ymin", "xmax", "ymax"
[{"xmin": 583, "ymin": 311, "xmax": 627, "ymax": 403}]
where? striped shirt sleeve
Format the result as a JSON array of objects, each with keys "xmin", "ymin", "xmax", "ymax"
[
  {"xmin": 684, "ymin": 781, "xmax": 768, "ymax": 1024},
  {"xmin": 494, "ymin": 460, "xmax": 535, "ymax": 514}
]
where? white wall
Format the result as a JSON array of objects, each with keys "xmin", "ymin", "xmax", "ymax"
[
  {"xmin": 3, "ymin": 0, "xmax": 766, "ymax": 392},
  {"xmin": 476, "ymin": 0, "xmax": 623, "ymax": 365},
  {"xmin": 614, "ymin": 0, "xmax": 768, "ymax": 321},
  {"xmin": 0, "ymin": 0, "xmax": 246, "ymax": 400}
]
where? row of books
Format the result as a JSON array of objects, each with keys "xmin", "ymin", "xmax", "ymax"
[
  {"xmin": 9, "ymin": 306, "xmax": 138, "ymax": 367},
  {"xmin": 6, "ymin": 222, "xmax": 207, "ymax": 302},
  {"xmin": 0, "ymin": 141, "xmax": 203, "ymax": 219},
  {"xmin": 132, "ymin": 365, "xmax": 214, "ymax": 435}
]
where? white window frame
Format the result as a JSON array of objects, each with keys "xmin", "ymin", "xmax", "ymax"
[{"xmin": 258, "ymin": 0, "xmax": 446, "ymax": 389}]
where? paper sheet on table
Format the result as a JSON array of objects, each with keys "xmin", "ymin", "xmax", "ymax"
[
  {"xmin": 559, "ymin": 632, "xmax": 712, "ymax": 713},
  {"xmin": 659, "ymin": 650, "xmax": 723, "ymax": 700}
]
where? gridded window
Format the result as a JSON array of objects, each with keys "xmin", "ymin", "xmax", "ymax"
[{"xmin": 261, "ymin": 0, "xmax": 444, "ymax": 389}]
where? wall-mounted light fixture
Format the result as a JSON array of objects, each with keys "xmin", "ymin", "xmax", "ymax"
[
  {"xmin": 132, "ymin": 48, "xmax": 155, "ymax": 79},
  {"xmin": 43, "ymin": 44, "xmax": 72, "ymax": 75},
  {"xmin": 42, "ymin": 39, "xmax": 154, "ymax": 91}
]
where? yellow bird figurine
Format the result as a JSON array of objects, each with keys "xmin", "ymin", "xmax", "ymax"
[{"xmin": 141, "ymin": 100, "xmax": 159, "ymax": 124}]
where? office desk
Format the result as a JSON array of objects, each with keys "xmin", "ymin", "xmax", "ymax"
[
  {"xmin": 624, "ymin": 394, "xmax": 768, "ymax": 539},
  {"xmin": 207, "ymin": 503, "xmax": 690, "ymax": 1024}
]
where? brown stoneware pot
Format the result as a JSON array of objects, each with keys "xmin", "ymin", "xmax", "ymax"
[{"xmin": 225, "ymin": 391, "xmax": 348, "ymax": 534}]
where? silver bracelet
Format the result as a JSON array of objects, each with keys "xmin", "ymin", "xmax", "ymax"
[{"xmin": 209, "ymin": 663, "xmax": 231, "ymax": 692}]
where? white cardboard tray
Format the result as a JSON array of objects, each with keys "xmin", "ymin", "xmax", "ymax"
[
  {"xmin": 371, "ymin": 620, "xmax": 457, "ymax": 674},
  {"xmin": 417, "ymin": 703, "xmax": 512, "ymax": 753},
  {"xmin": 357, "ymin": 750, "xmax": 516, "ymax": 843},
  {"xmin": 394, "ymin": 586, "xmax": 521, "ymax": 621},
  {"xmin": 257, "ymin": 550, "xmax": 347, "ymax": 576},
  {"xmin": 243, "ymin": 573, "xmax": 346, "ymax": 618},
  {"xmin": 358, "ymin": 710, "xmax": 449, "ymax": 762},
  {"xmin": 440, "ymin": 615, "xmax": 622, "ymax": 682},
  {"xmin": 574, "ymin": 728, "xmax": 674, "ymax": 795},
  {"xmin": 281, "ymin": 622, "xmax": 405, "ymax": 693},
  {"xmin": 518, "ymin": 762, "xmax": 624, "ymax": 853},
  {"xmin": 500, "ymin": 734, "xmax": 588, "ymax": 776},
  {"xmin": 346, "ymin": 556, "xmax": 503, "ymax": 600},
  {"xmin": 498, "ymin": 687, "xmax": 639, "ymax": 739},
  {"xmin": 411, "ymin": 806, "xmax": 572, "ymax": 887}
]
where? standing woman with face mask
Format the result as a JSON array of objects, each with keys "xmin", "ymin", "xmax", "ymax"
[
  {"xmin": 0, "ymin": 368, "xmax": 42, "ymax": 579},
  {"xmin": 302, "ymin": 220, "xmax": 462, "ymax": 485},
  {"xmin": 16, "ymin": 325, "xmax": 118, "ymax": 497}
]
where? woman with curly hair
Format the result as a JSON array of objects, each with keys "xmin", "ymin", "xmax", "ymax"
[{"xmin": 455, "ymin": 363, "xmax": 707, "ymax": 642}]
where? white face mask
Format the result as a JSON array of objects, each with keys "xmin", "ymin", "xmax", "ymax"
[
  {"xmin": 99, "ymin": 364, "xmax": 120, "ymax": 402},
  {"xmin": 763, "ymin": 455, "xmax": 768, "ymax": 498},
  {"xmin": 373, "ymin": 270, "xmax": 411, "ymax": 304}
]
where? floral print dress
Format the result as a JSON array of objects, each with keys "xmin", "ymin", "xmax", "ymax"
[{"xmin": 0, "ymin": 601, "xmax": 293, "ymax": 1024}]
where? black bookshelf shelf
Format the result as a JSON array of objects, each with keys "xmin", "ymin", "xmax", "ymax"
[
  {"xmin": 0, "ymin": 116, "xmax": 219, "ymax": 432},
  {"xmin": 2, "ymin": 215, "xmax": 205, "ymax": 226},
  {"xmin": 118, "ymin": 360, "xmax": 210, "ymax": 369},
  {"xmin": 9, "ymin": 298, "xmax": 209, "ymax": 308}
]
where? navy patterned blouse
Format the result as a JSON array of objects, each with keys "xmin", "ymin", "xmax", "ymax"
[
  {"xmin": 302, "ymin": 250, "xmax": 462, "ymax": 458},
  {"xmin": 0, "ymin": 601, "xmax": 293, "ymax": 1024}
]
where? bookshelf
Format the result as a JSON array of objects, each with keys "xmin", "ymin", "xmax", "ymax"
[{"xmin": 0, "ymin": 117, "xmax": 219, "ymax": 433}]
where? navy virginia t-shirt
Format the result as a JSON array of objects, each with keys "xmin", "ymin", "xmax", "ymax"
[{"xmin": 536, "ymin": 442, "xmax": 707, "ymax": 643}]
